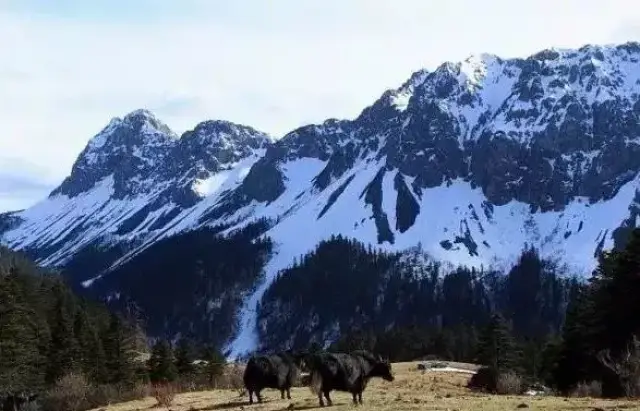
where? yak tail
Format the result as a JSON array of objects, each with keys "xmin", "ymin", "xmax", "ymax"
[{"xmin": 309, "ymin": 371, "xmax": 323, "ymax": 395}]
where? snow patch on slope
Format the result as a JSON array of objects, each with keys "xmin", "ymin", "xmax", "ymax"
[
  {"xmin": 2, "ymin": 175, "xmax": 177, "ymax": 266},
  {"xmin": 226, "ymin": 158, "xmax": 380, "ymax": 357}
]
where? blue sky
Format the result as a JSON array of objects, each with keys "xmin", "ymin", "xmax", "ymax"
[{"xmin": 1, "ymin": 0, "xmax": 639, "ymax": 212}]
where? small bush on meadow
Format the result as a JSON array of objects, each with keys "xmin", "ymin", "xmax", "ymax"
[
  {"xmin": 85, "ymin": 384, "xmax": 118, "ymax": 408},
  {"xmin": 42, "ymin": 373, "xmax": 91, "ymax": 411},
  {"xmin": 151, "ymin": 383, "xmax": 177, "ymax": 408},
  {"xmin": 570, "ymin": 381, "xmax": 603, "ymax": 398},
  {"xmin": 467, "ymin": 366, "xmax": 499, "ymax": 393},
  {"xmin": 496, "ymin": 372, "xmax": 523, "ymax": 395}
]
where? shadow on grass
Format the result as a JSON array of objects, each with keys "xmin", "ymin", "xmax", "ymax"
[
  {"xmin": 197, "ymin": 399, "xmax": 329, "ymax": 410},
  {"xmin": 198, "ymin": 398, "xmax": 276, "ymax": 410}
]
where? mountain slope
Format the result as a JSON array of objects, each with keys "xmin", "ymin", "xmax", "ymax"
[{"xmin": 2, "ymin": 41, "xmax": 640, "ymax": 357}]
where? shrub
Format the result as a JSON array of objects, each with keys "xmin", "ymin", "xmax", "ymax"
[
  {"xmin": 42, "ymin": 373, "xmax": 91, "ymax": 411},
  {"xmin": 467, "ymin": 366, "xmax": 499, "ymax": 393},
  {"xmin": 208, "ymin": 363, "xmax": 245, "ymax": 391},
  {"xmin": 570, "ymin": 381, "xmax": 603, "ymax": 398},
  {"xmin": 151, "ymin": 383, "xmax": 176, "ymax": 407},
  {"xmin": 85, "ymin": 384, "xmax": 118, "ymax": 409},
  {"xmin": 124, "ymin": 383, "xmax": 152, "ymax": 402},
  {"xmin": 496, "ymin": 372, "xmax": 523, "ymax": 395},
  {"xmin": 83, "ymin": 383, "xmax": 150, "ymax": 409},
  {"xmin": 597, "ymin": 336, "xmax": 640, "ymax": 397}
]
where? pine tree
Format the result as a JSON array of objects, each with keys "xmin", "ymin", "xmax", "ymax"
[
  {"xmin": 539, "ymin": 336, "xmax": 562, "ymax": 386},
  {"xmin": 103, "ymin": 314, "xmax": 136, "ymax": 386},
  {"xmin": 148, "ymin": 340, "xmax": 177, "ymax": 383},
  {"xmin": 202, "ymin": 344, "xmax": 225, "ymax": 386},
  {"xmin": 74, "ymin": 307, "xmax": 107, "ymax": 383},
  {"xmin": 552, "ymin": 284, "xmax": 598, "ymax": 393},
  {"xmin": 46, "ymin": 286, "xmax": 80, "ymax": 384},
  {"xmin": 552, "ymin": 228, "xmax": 640, "ymax": 396},
  {"xmin": 476, "ymin": 313, "xmax": 520, "ymax": 373},
  {"xmin": 590, "ymin": 228, "xmax": 640, "ymax": 353},
  {"xmin": 0, "ymin": 271, "xmax": 44, "ymax": 394},
  {"xmin": 174, "ymin": 337, "xmax": 196, "ymax": 377}
]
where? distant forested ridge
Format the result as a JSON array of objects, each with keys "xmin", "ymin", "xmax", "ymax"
[
  {"xmin": 257, "ymin": 235, "xmax": 578, "ymax": 358},
  {"xmin": 67, "ymin": 222, "xmax": 274, "ymax": 350}
]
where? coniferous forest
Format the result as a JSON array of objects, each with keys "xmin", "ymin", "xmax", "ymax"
[
  {"xmin": 0, "ymin": 246, "xmax": 144, "ymax": 406},
  {"xmin": 258, "ymin": 235, "xmax": 576, "ymax": 358},
  {"xmin": 65, "ymin": 222, "xmax": 273, "ymax": 350},
  {"xmin": 0, "ymin": 246, "xmax": 231, "ymax": 410}
]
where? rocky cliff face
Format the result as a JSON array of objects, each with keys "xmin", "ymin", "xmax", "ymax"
[{"xmin": 2, "ymin": 41, "xmax": 640, "ymax": 355}]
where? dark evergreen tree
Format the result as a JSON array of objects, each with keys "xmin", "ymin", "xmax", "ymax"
[
  {"xmin": 148, "ymin": 340, "xmax": 177, "ymax": 383},
  {"xmin": 590, "ymin": 228, "xmax": 640, "ymax": 353},
  {"xmin": 552, "ymin": 228, "xmax": 640, "ymax": 396},
  {"xmin": 175, "ymin": 337, "xmax": 196, "ymax": 376},
  {"xmin": 45, "ymin": 284, "xmax": 80, "ymax": 384},
  {"xmin": 553, "ymin": 283, "xmax": 598, "ymax": 393},
  {"xmin": 103, "ymin": 314, "xmax": 136, "ymax": 386},
  {"xmin": 202, "ymin": 344, "xmax": 225, "ymax": 386},
  {"xmin": 538, "ymin": 336, "xmax": 563, "ymax": 386},
  {"xmin": 74, "ymin": 306, "xmax": 107, "ymax": 383},
  {"xmin": 0, "ymin": 271, "xmax": 43, "ymax": 395},
  {"xmin": 476, "ymin": 313, "xmax": 520, "ymax": 373}
]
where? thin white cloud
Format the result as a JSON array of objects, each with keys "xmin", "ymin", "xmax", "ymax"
[{"xmin": 0, "ymin": 0, "xmax": 638, "ymax": 211}]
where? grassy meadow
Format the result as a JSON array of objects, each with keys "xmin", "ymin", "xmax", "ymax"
[{"xmin": 89, "ymin": 361, "xmax": 640, "ymax": 411}]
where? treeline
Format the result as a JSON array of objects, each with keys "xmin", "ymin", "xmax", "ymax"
[
  {"xmin": 257, "ymin": 235, "xmax": 577, "ymax": 356},
  {"xmin": 144, "ymin": 338, "xmax": 228, "ymax": 387}
]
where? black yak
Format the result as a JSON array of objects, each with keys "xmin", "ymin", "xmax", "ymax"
[
  {"xmin": 307, "ymin": 350, "xmax": 394, "ymax": 406},
  {"xmin": 243, "ymin": 352, "xmax": 306, "ymax": 404}
]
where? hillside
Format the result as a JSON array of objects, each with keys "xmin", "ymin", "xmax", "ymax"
[
  {"xmin": 0, "ymin": 246, "xmax": 145, "ymax": 395},
  {"xmin": 2, "ymin": 41, "xmax": 640, "ymax": 356}
]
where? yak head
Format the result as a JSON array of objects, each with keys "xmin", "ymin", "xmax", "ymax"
[{"xmin": 372, "ymin": 355, "xmax": 394, "ymax": 382}]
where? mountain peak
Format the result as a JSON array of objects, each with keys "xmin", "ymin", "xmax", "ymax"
[
  {"xmin": 120, "ymin": 109, "xmax": 177, "ymax": 139},
  {"xmin": 182, "ymin": 119, "xmax": 272, "ymax": 147},
  {"xmin": 50, "ymin": 110, "xmax": 178, "ymax": 198},
  {"xmin": 123, "ymin": 108, "xmax": 155, "ymax": 120},
  {"xmin": 174, "ymin": 119, "xmax": 272, "ymax": 177}
]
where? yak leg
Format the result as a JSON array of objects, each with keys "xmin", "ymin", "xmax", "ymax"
[
  {"xmin": 280, "ymin": 388, "xmax": 285, "ymax": 399},
  {"xmin": 358, "ymin": 391, "xmax": 363, "ymax": 404},
  {"xmin": 286, "ymin": 387, "xmax": 291, "ymax": 399},
  {"xmin": 352, "ymin": 391, "xmax": 359, "ymax": 405},
  {"xmin": 318, "ymin": 393, "xmax": 325, "ymax": 407},
  {"xmin": 323, "ymin": 390, "xmax": 332, "ymax": 406},
  {"xmin": 248, "ymin": 390, "xmax": 254, "ymax": 404},
  {"xmin": 256, "ymin": 389, "xmax": 263, "ymax": 403}
]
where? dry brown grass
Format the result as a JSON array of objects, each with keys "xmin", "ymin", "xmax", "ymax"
[{"xmin": 88, "ymin": 361, "xmax": 640, "ymax": 411}]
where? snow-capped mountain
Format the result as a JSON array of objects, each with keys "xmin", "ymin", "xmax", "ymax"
[
  {"xmin": 2, "ymin": 41, "xmax": 640, "ymax": 356},
  {"xmin": 0, "ymin": 109, "xmax": 271, "ymax": 266}
]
